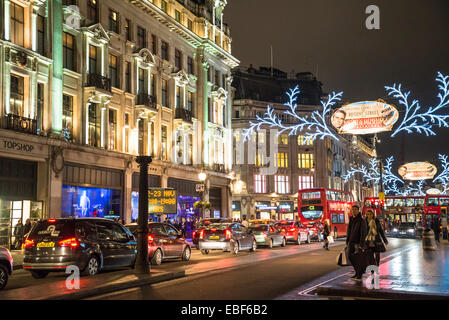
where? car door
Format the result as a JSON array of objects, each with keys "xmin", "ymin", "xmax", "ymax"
[
  {"xmin": 163, "ymin": 224, "xmax": 184, "ymax": 258},
  {"xmin": 103, "ymin": 221, "xmax": 132, "ymax": 268},
  {"xmin": 231, "ymin": 223, "xmax": 242, "ymax": 245},
  {"xmin": 95, "ymin": 221, "xmax": 117, "ymax": 268},
  {"xmin": 116, "ymin": 224, "xmax": 137, "ymax": 267},
  {"xmin": 150, "ymin": 223, "xmax": 170, "ymax": 257},
  {"xmin": 240, "ymin": 225, "xmax": 253, "ymax": 249},
  {"xmin": 272, "ymin": 225, "xmax": 283, "ymax": 245}
]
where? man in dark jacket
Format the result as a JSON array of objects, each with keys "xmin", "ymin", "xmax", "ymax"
[
  {"xmin": 346, "ymin": 205, "xmax": 368, "ymax": 281},
  {"xmin": 433, "ymin": 218, "xmax": 441, "ymax": 243}
]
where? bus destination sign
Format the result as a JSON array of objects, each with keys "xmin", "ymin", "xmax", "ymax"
[{"xmin": 148, "ymin": 188, "xmax": 177, "ymax": 214}]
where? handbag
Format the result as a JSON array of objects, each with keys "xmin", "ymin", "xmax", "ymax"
[
  {"xmin": 374, "ymin": 241, "xmax": 386, "ymax": 253},
  {"xmin": 328, "ymin": 235, "xmax": 334, "ymax": 244},
  {"xmin": 337, "ymin": 246, "xmax": 351, "ymax": 266}
]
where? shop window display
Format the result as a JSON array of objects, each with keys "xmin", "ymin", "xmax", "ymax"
[{"xmin": 62, "ymin": 185, "xmax": 121, "ymax": 219}]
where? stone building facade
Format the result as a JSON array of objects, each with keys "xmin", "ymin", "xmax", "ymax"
[{"xmin": 0, "ymin": 0, "xmax": 238, "ymax": 247}]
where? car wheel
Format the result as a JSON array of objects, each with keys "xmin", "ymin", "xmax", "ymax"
[
  {"xmin": 281, "ymin": 237, "xmax": 287, "ymax": 247},
  {"xmin": 269, "ymin": 239, "xmax": 274, "ymax": 249},
  {"xmin": 296, "ymin": 235, "xmax": 301, "ymax": 245},
  {"xmin": 82, "ymin": 255, "xmax": 100, "ymax": 276},
  {"xmin": 30, "ymin": 270, "xmax": 49, "ymax": 279},
  {"xmin": 0, "ymin": 265, "xmax": 8, "ymax": 289},
  {"xmin": 232, "ymin": 241, "xmax": 239, "ymax": 255},
  {"xmin": 200, "ymin": 249, "xmax": 210, "ymax": 255},
  {"xmin": 250, "ymin": 240, "xmax": 257, "ymax": 252},
  {"xmin": 151, "ymin": 249, "xmax": 163, "ymax": 265},
  {"xmin": 182, "ymin": 246, "xmax": 191, "ymax": 261},
  {"xmin": 307, "ymin": 235, "xmax": 311, "ymax": 244}
]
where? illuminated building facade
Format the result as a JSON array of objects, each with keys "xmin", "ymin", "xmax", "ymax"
[
  {"xmin": 0, "ymin": 0, "xmax": 238, "ymax": 246},
  {"xmin": 230, "ymin": 66, "xmax": 375, "ymax": 221}
]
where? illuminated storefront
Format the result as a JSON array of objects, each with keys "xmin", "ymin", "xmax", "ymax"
[{"xmin": 232, "ymin": 201, "xmax": 241, "ymax": 220}]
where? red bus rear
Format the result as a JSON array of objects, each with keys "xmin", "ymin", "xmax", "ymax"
[
  {"xmin": 298, "ymin": 188, "xmax": 354, "ymax": 238},
  {"xmin": 423, "ymin": 195, "xmax": 449, "ymax": 227}
]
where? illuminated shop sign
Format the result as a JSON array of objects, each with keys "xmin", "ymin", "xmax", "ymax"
[
  {"xmin": 331, "ymin": 101, "xmax": 399, "ymax": 135},
  {"xmin": 148, "ymin": 188, "xmax": 177, "ymax": 214},
  {"xmin": 398, "ymin": 162, "xmax": 437, "ymax": 181}
]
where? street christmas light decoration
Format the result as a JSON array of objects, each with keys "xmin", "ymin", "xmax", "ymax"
[
  {"xmin": 242, "ymin": 86, "xmax": 343, "ymax": 142},
  {"xmin": 432, "ymin": 154, "xmax": 449, "ymax": 195},
  {"xmin": 385, "ymin": 72, "xmax": 449, "ymax": 137},
  {"xmin": 402, "ymin": 180, "xmax": 426, "ymax": 196},
  {"xmin": 343, "ymin": 158, "xmax": 380, "ymax": 184}
]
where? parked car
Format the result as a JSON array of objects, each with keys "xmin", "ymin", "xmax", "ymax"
[
  {"xmin": 249, "ymin": 224, "xmax": 287, "ymax": 248},
  {"xmin": 0, "ymin": 247, "xmax": 13, "ymax": 290},
  {"xmin": 388, "ymin": 222, "xmax": 420, "ymax": 239},
  {"xmin": 192, "ymin": 218, "xmax": 232, "ymax": 249},
  {"xmin": 275, "ymin": 221, "xmax": 311, "ymax": 245},
  {"xmin": 23, "ymin": 218, "xmax": 137, "ymax": 279},
  {"xmin": 198, "ymin": 222, "xmax": 257, "ymax": 255},
  {"xmin": 125, "ymin": 222, "xmax": 191, "ymax": 265},
  {"xmin": 306, "ymin": 222, "xmax": 324, "ymax": 241}
]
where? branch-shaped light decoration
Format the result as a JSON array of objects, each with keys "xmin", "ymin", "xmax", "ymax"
[
  {"xmin": 386, "ymin": 72, "xmax": 449, "ymax": 137},
  {"xmin": 433, "ymin": 154, "xmax": 449, "ymax": 185},
  {"xmin": 242, "ymin": 86, "xmax": 343, "ymax": 142},
  {"xmin": 403, "ymin": 180, "xmax": 426, "ymax": 196}
]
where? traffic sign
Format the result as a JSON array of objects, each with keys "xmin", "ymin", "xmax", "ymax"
[{"xmin": 379, "ymin": 192, "xmax": 385, "ymax": 201}]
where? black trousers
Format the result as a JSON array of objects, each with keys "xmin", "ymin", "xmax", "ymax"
[{"xmin": 348, "ymin": 243, "xmax": 365, "ymax": 278}]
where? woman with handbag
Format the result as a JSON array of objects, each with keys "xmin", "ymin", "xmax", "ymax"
[{"xmin": 365, "ymin": 209, "xmax": 388, "ymax": 266}]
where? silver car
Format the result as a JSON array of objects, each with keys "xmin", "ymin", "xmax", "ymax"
[
  {"xmin": 198, "ymin": 222, "xmax": 257, "ymax": 255},
  {"xmin": 0, "ymin": 247, "xmax": 13, "ymax": 290},
  {"xmin": 250, "ymin": 224, "xmax": 287, "ymax": 248}
]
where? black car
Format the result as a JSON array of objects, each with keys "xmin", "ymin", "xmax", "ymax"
[
  {"xmin": 23, "ymin": 218, "xmax": 137, "ymax": 279},
  {"xmin": 388, "ymin": 222, "xmax": 420, "ymax": 238}
]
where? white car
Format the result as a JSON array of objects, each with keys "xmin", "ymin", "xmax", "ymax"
[{"xmin": 0, "ymin": 247, "xmax": 13, "ymax": 289}]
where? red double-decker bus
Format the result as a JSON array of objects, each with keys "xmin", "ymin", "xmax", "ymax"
[
  {"xmin": 423, "ymin": 195, "xmax": 449, "ymax": 226},
  {"xmin": 298, "ymin": 188, "xmax": 355, "ymax": 239},
  {"xmin": 362, "ymin": 196, "xmax": 425, "ymax": 228}
]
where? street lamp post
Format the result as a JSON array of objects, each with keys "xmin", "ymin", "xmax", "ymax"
[
  {"xmin": 199, "ymin": 171, "xmax": 207, "ymax": 218},
  {"xmin": 135, "ymin": 155, "xmax": 152, "ymax": 274}
]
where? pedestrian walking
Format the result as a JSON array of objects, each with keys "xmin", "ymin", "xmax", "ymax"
[
  {"xmin": 365, "ymin": 209, "xmax": 388, "ymax": 266},
  {"xmin": 13, "ymin": 219, "xmax": 24, "ymax": 250},
  {"xmin": 322, "ymin": 219, "xmax": 331, "ymax": 250},
  {"xmin": 433, "ymin": 218, "xmax": 441, "ymax": 243},
  {"xmin": 346, "ymin": 205, "xmax": 368, "ymax": 282},
  {"xmin": 180, "ymin": 217, "xmax": 187, "ymax": 238}
]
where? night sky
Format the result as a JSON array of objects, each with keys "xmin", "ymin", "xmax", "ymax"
[{"xmin": 226, "ymin": 0, "xmax": 449, "ymax": 170}]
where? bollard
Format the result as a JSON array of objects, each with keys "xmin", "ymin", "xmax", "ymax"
[{"xmin": 422, "ymin": 229, "xmax": 437, "ymax": 250}]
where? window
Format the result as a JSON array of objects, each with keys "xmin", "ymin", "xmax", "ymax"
[
  {"xmin": 62, "ymin": 95, "xmax": 73, "ymax": 138},
  {"xmin": 175, "ymin": 10, "xmax": 181, "ymax": 22},
  {"xmin": 89, "ymin": 45, "xmax": 98, "ymax": 74},
  {"xmin": 124, "ymin": 113, "xmax": 130, "ymax": 153},
  {"xmin": 36, "ymin": 83, "xmax": 44, "ymax": 132},
  {"xmin": 176, "ymin": 86, "xmax": 181, "ymax": 108},
  {"xmin": 108, "ymin": 109, "xmax": 117, "ymax": 150},
  {"xmin": 298, "ymin": 153, "xmax": 314, "ymax": 168},
  {"xmin": 162, "ymin": 79, "xmax": 168, "ymax": 107},
  {"xmin": 275, "ymin": 176, "xmax": 289, "ymax": 194},
  {"xmin": 277, "ymin": 134, "xmax": 288, "ymax": 145},
  {"xmin": 109, "ymin": 9, "xmax": 119, "ymax": 33},
  {"xmin": 161, "ymin": 0, "xmax": 167, "ymax": 12},
  {"xmin": 109, "ymin": 54, "xmax": 119, "ymax": 88},
  {"xmin": 125, "ymin": 62, "xmax": 131, "ymax": 93},
  {"xmin": 187, "ymin": 19, "xmax": 193, "ymax": 31},
  {"xmin": 137, "ymin": 118, "xmax": 144, "ymax": 155},
  {"xmin": 63, "ymin": 32, "xmax": 76, "ymax": 71},
  {"xmin": 175, "ymin": 49, "xmax": 182, "ymax": 69},
  {"xmin": 37, "ymin": 15, "xmax": 45, "ymax": 56},
  {"xmin": 88, "ymin": 103, "xmax": 100, "ymax": 147},
  {"xmin": 137, "ymin": 26, "xmax": 146, "ymax": 49},
  {"xmin": 187, "ymin": 56, "xmax": 194, "ymax": 75},
  {"xmin": 87, "ymin": 0, "xmax": 98, "ymax": 22},
  {"xmin": 187, "ymin": 134, "xmax": 193, "ymax": 164},
  {"xmin": 161, "ymin": 41, "xmax": 169, "ymax": 61},
  {"xmin": 10, "ymin": 75, "xmax": 24, "ymax": 116},
  {"xmin": 298, "ymin": 135, "xmax": 313, "ymax": 146},
  {"xmin": 10, "ymin": 3, "xmax": 24, "ymax": 46},
  {"xmin": 275, "ymin": 153, "xmax": 288, "ymax": 168},
  {"xmin": 254, "ymin": 175, "xmax": 266, "ymax": 193},
  {"xmin": 125, "ymin": 19, "xmax": 131, "ymax": 41},
  {"xmin": 161, "ymin": 125, "xmax": 168, "ymax": 160},
  {"xmin": 298, "ymin": 176, "xmax": 314, "ymax": 190},
  {"xmin": 255, "ymin": 151, "xmax": 264, "ymax": 167},
  {"xmin": 215, "ymin": 70, "xmax": 220, "ymax": 86},
  {"xmin": 138, "ymin": 68, "xmax": 145, "ymax": 94},
  {"xmin": 152, "ymin": 35, "xmax": 158, "ymax": 55},
  {"xmin": 187, "ymin": 91, "xmax": 193, "ymax": 111}
]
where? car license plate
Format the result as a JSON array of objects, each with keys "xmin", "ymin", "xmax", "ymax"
[
  {"xmin": 400, "ymin": 232, "xmax": 406, "ymax": 234},
  {"xmin": 37, "ymin": 242, "xmax": 55, "ymax": 248},
  {"xmin": 209, "ymin": 236, "xmax": 220, "ymax": 240}
]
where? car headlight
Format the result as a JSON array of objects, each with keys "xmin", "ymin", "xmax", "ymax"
[
  {"xmin": 408, "ymin": 229, "xmax": 415, "ymax": 233},
  {"xmin": 392, "ymin": 228, "xmax": 398, "ymax": 232}
]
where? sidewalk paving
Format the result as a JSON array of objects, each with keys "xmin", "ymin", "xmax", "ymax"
[
  {"xmin": 1, "ymin": 268, "xmax": 185, "ymax": 300},
  {"xmin": 314, "ymin": 240, "xmax": 449, "ymax": 299}
]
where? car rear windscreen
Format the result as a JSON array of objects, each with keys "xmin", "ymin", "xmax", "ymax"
[
  {"xmin": 206, "ymin": 223, "xmax": 231, "ymax": 230},
  {"xmin": 250, "ymin": 225, "xmax": 269, "ymax": 232},
  {"xmin": 30, "ymin": 220, "xmax": 75, "ymax": 238}
]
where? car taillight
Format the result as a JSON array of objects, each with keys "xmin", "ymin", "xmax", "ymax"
[
  {"xmin": 225, "ymin": 229, "xmax": 231, "ymax": 240},
  {"xmin": 211, "ymin": 229, "xmax": 216, "ymax": 232},
  {"xmin": 192, "ymin": 231, "xmax": 196, "ymax": 238},
  {"xmin": 24, "ymin": 239, "xmax": 34, "ymax": 248},
  {"xmin": 47, "ymin": 219, "xmax": 56, "ymax": 223},
  {"xmin": 289, "ymin": 228, "xmax": 296, "ymax": 232},
  {"xmin": 148, "ymin": 234, "xmax": 154, "ymax": 244},
  {"xmin": 199, "ymin": 230, "xmax": 205, "ymax": 239},
  {"xmin": 58, "ymin": 237, "xmax": 79, "ymax": 248}
]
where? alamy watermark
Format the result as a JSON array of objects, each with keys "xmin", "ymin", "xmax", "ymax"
[
  {"xmin": 65, "ymin": 265, "xmax": 80, "ymax": 290},
  {"xmin": 366, "ymin": 5, "xmax": 380, "ymax": 30}
]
